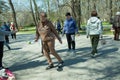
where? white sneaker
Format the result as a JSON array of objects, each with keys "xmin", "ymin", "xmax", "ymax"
[{"xmin": 71, "ymin": 50, "xmax": 76, "ymax": 57}]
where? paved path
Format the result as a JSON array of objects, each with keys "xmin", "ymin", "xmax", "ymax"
[{"xmin": 3, "ymin": 34, "xmax": 120, "ymax": 80}]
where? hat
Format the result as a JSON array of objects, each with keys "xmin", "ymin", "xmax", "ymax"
[
  {"xmin": 65, "ymin": 12, "xmax": 71, "ymax": 16},
  {"xmin": 116, "ymin": 12, "xmax": 120, "ymax": 15}
]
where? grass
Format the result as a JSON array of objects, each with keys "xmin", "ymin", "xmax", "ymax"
[
  {"xmin": 17, "ymin": 27, "xmax": 36, "ymax": 34},
  {"xmin": 17, "ymin": 24, "xmax": 113, "ymax": 35}
]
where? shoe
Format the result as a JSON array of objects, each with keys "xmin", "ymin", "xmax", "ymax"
[
  {"xmin": 90, "ymin": 53, "xmax": 97, "ymax": 58},
  {"xmin": 46, "ymin": 64, "xmax": 54, "ymax": 70},
  {"xmin": 66, "ymin": 49, "xmax": 71, "ymax": 52},
  {"xmin": 58, "ymin": 61, "xmax": 64, "ymax": 68}
]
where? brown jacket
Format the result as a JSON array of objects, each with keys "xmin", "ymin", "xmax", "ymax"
[{"xmin": 36, "ymin": 20, "xmax": 61, "ymax": 42}]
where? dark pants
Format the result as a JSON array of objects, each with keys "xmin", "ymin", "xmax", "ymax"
[
  {"xmin": 57, "ymin": 29, "xmax": 62, "ymax": 34},
  {"xmin": 114, "ymin": 27, "xmax": 120, "ymax": 40},
  {"xmin": 11, "ymin": 33, "xmax": 16, "ymax": 39},
  {"xmin": 0, "ymin": 41, "xmax": 4, "ymax": 67},
  {"xmin": 90, "ymin": 35, "xmax": 99, "ymax": 54},
  {"xmin": 5, "ymin": 35, "xmax": 9, "ymax": 43},
  {"xmin": 66, "ymin": 33, "xmax": 75, "ymax": 50},
  {"xmin": 4, "ymin": 41, "xmax": 11, "ymax": 50}
]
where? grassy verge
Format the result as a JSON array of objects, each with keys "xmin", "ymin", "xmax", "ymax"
[
  {"xmin": 17, "ymin": 27, "xmax": 36, "ymax": 34},
  {"xmin": 17, "ymin": 25, "xmax": 113, "ymax": 35}
]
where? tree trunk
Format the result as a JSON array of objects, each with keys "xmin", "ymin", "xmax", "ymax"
[
  {"xmin": 77, "ymin": 0, "xmax": 81, "ymax": 30},
  {"xmin": 33, "ymin": 0, "xmax": 39, "ymax": 23},
  {"xmin": 8, "ymin": 0, "xmax": 18, "ymax": 30},
  {"xmin": 30, "ymin": 0, "xmax": 37, "ymax": 27},
  {"xmin": 109, "ymin": 0, "xmax": 113, "ymax": 22},
  {"xmin": 87, "ymin": 0, "xmax": 90, "ymax": 19},
  {"xmin": 47, "ymin": 0, "xmax": 50, "ymax": 18}
]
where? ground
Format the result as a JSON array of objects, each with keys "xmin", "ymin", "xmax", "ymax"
[{"xmin": 3, "ymin": 34, "xmax": 120, "ymax": 80}]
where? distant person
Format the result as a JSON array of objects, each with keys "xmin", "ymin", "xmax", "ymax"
[
  {"xmin": 10, "ymin": 22, "xmax": 16, "ymax": 39},
  {"xmin": 56, "ymin": 20, "xmax": 62, "ymax": 34},
  {"xmin": 0, "ymin": 22, "xmax": 16, "ymax": 69},
  {"xmin": 62, "ymin": 12, "xmax": 78, "ymax": 54},
  {"xmin": 35, "ymin": 12, "xmax": 63, "ymax": 70},
  {"xmin": 86, "ymin": 10, "xmax": 103, "ymax": 57},
  {"xmin": 2, "ymin": 22, "xmax": 11, "ymax": 43},
  {"xmin": 112, "ymin": 12, "xmax": 120, "ymax": 41}
]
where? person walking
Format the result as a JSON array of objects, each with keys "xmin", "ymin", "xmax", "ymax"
[
  {"xmin": 35, "ymin": 12, "xmax": 63, "ymax": 70},
  {"xmin": 56, "ymin": 20, "xmax": 62, "ymax": 34},
  {"xmin": 0, "ymin": 23, "xmax": 16, "ymax": 69},
  {"xmin": 10, "ymin": 22, "xmax": 16, "ymax": 39},
  {"xmin": 2, "ymin": 22, "xmax": 11, "ymax": 43},
  {"xmin": 86, "ymin": 10, "xmax": 103, "ymax": 57},
  {"xmin": 63, "ymin": 12, "xmax": 78, "ymax": 53},
  {"xmin": 112, "ymin": 12, "xmax": 120, "ymax": 41}
]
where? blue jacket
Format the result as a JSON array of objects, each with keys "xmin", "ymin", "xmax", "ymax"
[
  {"xmin": 1, "ymin": 24, "xmax": 11, "ymax": 31},
  {"xmin": 63, "ymin": 17, "xmax": 78, "ymax": 34}
]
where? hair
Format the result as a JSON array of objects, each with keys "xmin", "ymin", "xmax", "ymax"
[
  {"xmin": 40, "ymin": 12, "xmax": 47, "ymax": 17},
  {"xmin": 91, "ymin": 10, "xmax": 98, "ymax": 17},
  {"xmin": 65, "ymin": 12, "xmax": 71, "ymax": 16}
]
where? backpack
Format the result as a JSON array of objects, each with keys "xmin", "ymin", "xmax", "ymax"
[{"xmin": 113, "ymin": 15, "xmax": 120, "ymax": 27}]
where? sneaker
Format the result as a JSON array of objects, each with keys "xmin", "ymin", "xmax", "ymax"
[
  {"xmin": 66, "ymin": 49, "xmax": 71, "ymax": 52},
  {"xmin": 90, "ymin": 53, "xmax": 97, "ymax": 58},
  {"xmin": 0, "ymin": 68, "xmax": 8, "ymax": 78},
  {"xmin": 46, "ymin": 64, "xmax": 54, "ymax": 70},
  {"xmin": 58, "ymin": 61, "xmax": 64, "ymax": 68}
]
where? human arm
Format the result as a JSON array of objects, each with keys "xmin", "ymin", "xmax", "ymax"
[
  {"xmin": 0, "ymin": 29, "xmax": 15, "ymax": 35},
  {"xmin": 86, "ymin": 20, "xmax": 90, "ymax": 38},
  {"xmin": 35, "ymin": 23, "xmax": 40, "ymax": 42},
  {"xmin": 49, "ymin": 22, "xmax": 62, "ymax": 44}
]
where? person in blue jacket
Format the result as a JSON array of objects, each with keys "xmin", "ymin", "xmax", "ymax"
[{"xmin": 63, "ymin": 12, "xmax": 78, "ymax": 53}]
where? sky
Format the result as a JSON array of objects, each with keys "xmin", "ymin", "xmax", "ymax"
[{"xmin": 4, "ymin": 0, "xmax": 45, "ymax": 11}]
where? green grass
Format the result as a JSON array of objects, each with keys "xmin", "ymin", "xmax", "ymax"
[
  {"xmin": 17, "ymin": 27, "xmax": 36, "ymax": 34},
  {"xmin": 17, "ymin": 25, "xmax": 113, "ymax": 35}
]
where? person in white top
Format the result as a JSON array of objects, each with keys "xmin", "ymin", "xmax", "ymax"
[{"xmin": 86, "ymin": 10, "xmax": 103, "ymax": 57}]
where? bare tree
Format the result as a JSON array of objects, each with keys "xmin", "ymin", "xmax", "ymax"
[
  {"xmin": 8, "ymin": 0, "xmax": 18, "ymax": 30},
  {"xmin": 30, "ymin": 0, "xmax": 37, "ymax": 27},
  {"xmin": 33, "ymin": 0, "xmax": 39, "ymax": 23}
]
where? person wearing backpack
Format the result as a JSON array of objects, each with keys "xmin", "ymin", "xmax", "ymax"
[
  {"xmin": 112, "ymin": 12, "xmax": 120, "ymax": 41},
  {"xmin": 86, "ymin": 11, "xmax": 103, "ymax": 57}
]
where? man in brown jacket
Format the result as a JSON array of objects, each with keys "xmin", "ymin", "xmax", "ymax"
[
  {"xmin": 35, "ymin": 12, "xmax": 63, "ymax": 70},
  {"xmin": 113, "ymin": 12, "xmax": 120, "ymax": 41}
]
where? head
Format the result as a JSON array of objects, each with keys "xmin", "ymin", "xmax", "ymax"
[
  {"xmin": 91, "ymin": 10, "xmax": 98, "ymax": 17},
  {"xmin": 3, "ymin": 22, "xmax": 6, "ymax": 25},
  {"xmin": 11, "ymin": 22, "xmax": 13, "ymax": 24},
  {"xmin": 40, "ymin": 12, "xmax": 47, "ymax": 22},
  {"xmin": 116, "ymin": 12, "xmax": 120, "ymax": 16},
  {"xmin": 65, "ymin": 12, "xmax": 71, "ymax": 20}
]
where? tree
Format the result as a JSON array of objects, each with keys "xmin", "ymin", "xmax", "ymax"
[
  {"xmin": 30, "ymin": 0, "xmax": 37, "ymax": 27},
  {"xmin": 33, "ymin": 0, "xmax": 39, "ymax": 23},
  {"xmin": 8, "ymin": 0, "xmax": 18, "ymax": 30}
]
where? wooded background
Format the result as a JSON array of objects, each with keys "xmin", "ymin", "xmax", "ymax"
[{"xmin": 0, "ymin": 0, "xmax": 120, "ymax": 30}]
